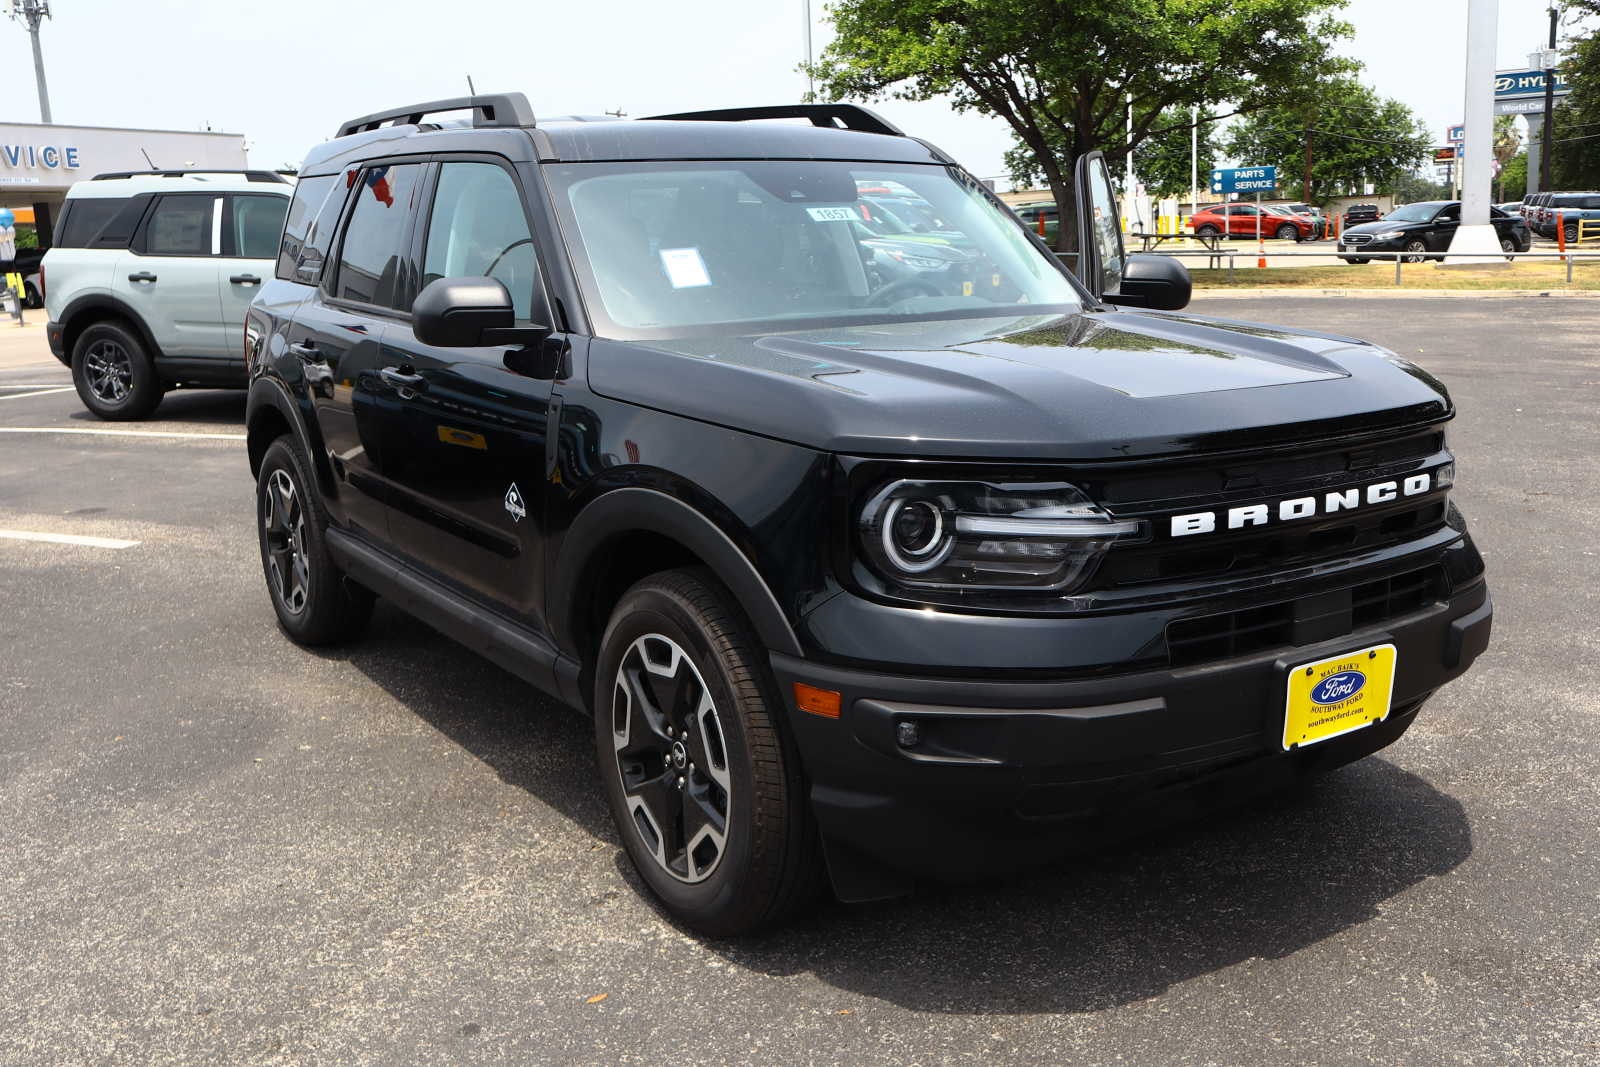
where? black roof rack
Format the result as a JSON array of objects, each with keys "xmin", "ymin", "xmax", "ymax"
[
  {"xmin": 336, "ymin": 93, "xmax": 536, "ymax": 138},
  {"xmin": 644, "ymin": 104, "xmax": 904, "ymax": 137},
  {"xmin": 92, "ymin": 169, "xmax": 290, "ymax": 183}
]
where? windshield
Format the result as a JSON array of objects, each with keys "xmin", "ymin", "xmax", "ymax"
[
  {"xmin": 546, "ymin": 161, "xmax": 1084, "ymax": 339},
  {"xmin": 1384, "ymin": 203, "xmax": 1445, "ymax": 223}
]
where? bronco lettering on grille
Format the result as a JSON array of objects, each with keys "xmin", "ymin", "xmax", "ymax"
[{"xmin": 1169, "ymin": 473, "xmax": 1433, "ymax": 538}]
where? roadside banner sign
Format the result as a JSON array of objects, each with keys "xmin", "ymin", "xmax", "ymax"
[
  {"xmin": 1434, "ymin": 147, "xmax": 1458, "ymax": 163},
  {"xmin": 1210, "ymin": 166, "xmax": 1278, "ymax": 194}
]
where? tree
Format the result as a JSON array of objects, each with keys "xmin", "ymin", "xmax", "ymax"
[
  {"xmin": 1222, "ymin": 77, "xmax": 1431, "ymax": 204},
  {"xmin": 1005, "ymin": 106, "xmax": 1220, "ymax": 201},
  {"xmin": 1549, "ymin": 19, "xmax": 1600, "ymax": 189},
  {"xmin": 807, "ymin": 0, "xmax": 1352, "ymax": 250},
  {"xmin": 1493, "ymin": 114, "xmax": 1523, "ymax": 203},
  {"xmin": 1392, "ymin": 170, "xmax": 1451, "ymax": 205},
  {"xmin": 1498, "ymin": 152, "xmax": 1528, "ymax": 203}
]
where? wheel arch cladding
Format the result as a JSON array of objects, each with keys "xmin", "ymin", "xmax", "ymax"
[
  {"xmin": 553, "ymin": 487, "xmax": 805, "ymax": 671},
  {"xmin": 61, "ymin": 296, "xmax": 162, "ymax": 360}
]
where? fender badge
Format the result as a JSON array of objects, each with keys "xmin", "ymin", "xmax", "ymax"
[{"xmin": 504, "ymin": 483, "xmax": 527, "ymax": 523}]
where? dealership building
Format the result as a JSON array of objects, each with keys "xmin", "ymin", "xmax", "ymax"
[{"xmin": 0, "ymin": 120, "xmax": 249, "ymax": 245}]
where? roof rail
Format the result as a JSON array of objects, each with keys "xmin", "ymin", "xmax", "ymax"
[
  {"xmin": 336, "ymin": 93, "xmax": 535, "ymax": 138},
  {"xmin": 643, "ymin": 104, "xmax": 904, "ymax": 137},
  {"xmin": 92, "ymin": 169, "xmax": 290, "ymax": 183}
]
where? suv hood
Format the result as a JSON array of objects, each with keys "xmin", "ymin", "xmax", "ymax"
[{"xmin": 587, "ymin": 310, "xmax": 1452, "ymax": 461}]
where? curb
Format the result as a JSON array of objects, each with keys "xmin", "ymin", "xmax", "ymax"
[{"xmin": 1189, "ymin": 288, "xmax": 1600, "ymax": 299}]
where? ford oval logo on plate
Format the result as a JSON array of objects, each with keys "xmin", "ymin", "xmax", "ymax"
[{"xmin": 1310, "ymin": 670, "xmax": 1367, "ymax": 705}]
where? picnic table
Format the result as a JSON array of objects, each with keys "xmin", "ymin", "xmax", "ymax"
[{"xmin": 1129, "ymin": 231, "xmax": 1234, "ymax": 267}]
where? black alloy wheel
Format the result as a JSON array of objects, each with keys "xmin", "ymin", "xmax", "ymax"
[
  {"xmin": 255, "ymin": 436, "xmax": 373, "ymax": 645},
  {"xmin": 70, "ymin": 321, "xmax": 163, "ymax": 420},
  {"xmin": 594, "ymin": 568, "xmax": 820, "ymax": 936}
]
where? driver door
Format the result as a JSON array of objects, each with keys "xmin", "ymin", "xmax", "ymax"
[{"xmin": 373, "ymin": 157, "xmax": 558, "ymax": 624}]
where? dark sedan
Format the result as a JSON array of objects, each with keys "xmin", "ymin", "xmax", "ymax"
[{"xmin": 1338, "ymin": 201, "xmax": 1530, "ymax": 263}]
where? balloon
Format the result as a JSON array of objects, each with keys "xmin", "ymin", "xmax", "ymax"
[{"xmin": 0, "ymin": 209, "xmax": 14, "ymax": 228}]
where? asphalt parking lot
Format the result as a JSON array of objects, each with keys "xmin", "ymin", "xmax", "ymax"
[{"xmin": 2, "ymin": 296, "xmax": 1597, "ymax": 1066}]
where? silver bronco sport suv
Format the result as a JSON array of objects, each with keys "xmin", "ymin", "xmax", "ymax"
[{"xmin": 43, "ymin": 169, "xmax": 291, "ymax": 419}]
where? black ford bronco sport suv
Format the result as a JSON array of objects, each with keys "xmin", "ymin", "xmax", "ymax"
[{"xmin": 246, "ymin": 94, "xmax": 1492, "ymax": 935}]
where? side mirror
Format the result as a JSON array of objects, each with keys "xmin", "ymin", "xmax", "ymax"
[
  {"xmin": 1071, "ymin": 150, "xmax": 1125, "ymax": 300},
  {"xmin": 412, "ymin": 276, "xmax": 547, "ymax": 349},
  {"xmin": 1105, "ymin": 253, "xmax": 1192, "ymax": 311}
]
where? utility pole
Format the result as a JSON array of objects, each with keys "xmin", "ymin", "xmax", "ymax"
[
  {"xmin": 5, "ymin": 1, "xmax": 53, "ymax": 124},
  {"xmin": 1540, "ymin": 4, "xmax": 1558, "ymax": 191},
  {"xmin": 802, "ymin": 0, "xmax": 814, "ymax": 101}
]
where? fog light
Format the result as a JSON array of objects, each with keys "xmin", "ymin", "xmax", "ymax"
[{"xmin": 896, "ymin": 721, "xmax": 920, "ymax": 748}]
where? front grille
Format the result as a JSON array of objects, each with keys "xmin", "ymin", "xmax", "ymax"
[
  {"xmin": 1165, "ymin": 565, "xmax": 1446, "ymax": 667},
  {"xmin": 1344, "ymin": 233, "xmax": 1375, "ymax": 246},
  {"xmin": 1094, "ymin": 427, "xmax": 1451, "ymax": 589}
]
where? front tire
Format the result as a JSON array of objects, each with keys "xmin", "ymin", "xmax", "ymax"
[
  {"xmin": 1342, "ymin": 256, "xmax": 1371, "ymax": 265},
  {"xmin": 256, "ymin": 436, "xmax": 373, "ymax": 645},
  {"xmin": 594, "ymin": 568, "xmax": 818, "ymax": 936},
  {"xmin": 1402, "ymin": 239, "xmax": 1428, "ymax": 264},
  {"xmin": 70, "ymin": 321, "xmax": 163, "ymax": 421}
]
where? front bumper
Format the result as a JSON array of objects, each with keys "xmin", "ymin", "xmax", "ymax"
[{"xmin": 772, "ymin": 579, "xmax": 1490, "ymax": 899}]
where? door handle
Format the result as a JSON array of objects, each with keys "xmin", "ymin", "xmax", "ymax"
[
  {"xmin": 230, "ymin": 274, "xmax": 262, "ymax": 285},
  {"xmin": 128, "ymin": 271, "xmax": 157, "ymax": 283},
  {"xmin": 379, "ymin": 366, "xmax": 427, "ymax": 391},
  {"xmin": 288, "ymin": 340, "xmax": 322, "ymax": 363}
]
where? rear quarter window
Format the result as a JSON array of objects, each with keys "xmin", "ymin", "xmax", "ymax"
[
  {"xmin": 275, "ymin": 174, "xmax": 340, "ymax": 284},
  {"xmin": 55, "ymin": 197, "xmax": 146, "ymax": 249}
]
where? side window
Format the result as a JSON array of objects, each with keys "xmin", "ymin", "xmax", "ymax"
[
  {"xmin": 422, "ymin": 162, "xmax": 537, "ymax": 320},
  {"xmin": 333, "ymin": 164, "xmax": 424, "ymax": 309},
  {"xmin": 275, "ymin": 175, "xmax": 337, "ymax": 280},
  {"xmin": 56, "ymin": 198, "xmax": 129, "ymax": 248},
  {"xmin": 145, "ymin": 196, "xmax": 217, "ymax": 256},
  {"xmin": 1437, "ymin": 204, "xmax": 1460, "ymax": 222},
  {"xmin": 230, "ymin": 194, "xmax": 289, "ymax": 259}
]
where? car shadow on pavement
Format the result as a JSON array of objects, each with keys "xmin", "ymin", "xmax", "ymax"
[
  {"xmin": 316, "ymin": 604, "xmax": 616, "ymax": 843},
  {"xmin": 66, "ymin": 389, "xmax": 247, "ymax": 426},
  {"xmin": 315, "ymin": 607, "xmax": 1471, "ymax": 1016},
  {"xmin": 712, "ymin": 755, "xmax": 1472, "ymax": 1014}
]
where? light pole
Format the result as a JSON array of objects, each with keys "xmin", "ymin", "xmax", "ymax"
[
  {"xmin": 5, "ymin": 0, "xmax": 52, "ymax": 124},
  {"xmin": 1540, "ymin": 5, "xmax": 1558, "ymax": 192}
]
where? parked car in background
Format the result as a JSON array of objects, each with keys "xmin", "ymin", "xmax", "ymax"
[
  {"xmin": 1009, "ymin": 199, "xmax": 1058, "ymax": 243},
  {"xmin": 1522, "ymin": 191, "xmax": 1550, "ymax": 232},
  {"xmin": 1337, "ymin": 201, "xmax": 1530, "ymax": 263},
  {"xmin": 1191, "ymin": 203, "xmax": 1312, "ymax": 240},
  {"xmin": 1495, "ymin": 201, "xmax": 1522, "ymax": 216},
  {"xmin": 1534, "ymin": 191, "xmax": 1600, "ymax": 241},
  {"xmin": 1264, "ymin": 204, "xmax": 1325, "ymax": 240},
  {"xmin": 1342, "ymin": 203, "xmax": 1382, "ymax": 228},
  {"xmin": 42, "ymin": 169, "xmax": 292, "ymax": 419}
]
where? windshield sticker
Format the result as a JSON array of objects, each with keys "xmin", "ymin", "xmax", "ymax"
[
  {"xmin": 805, "ymin": 206, "xmax": 858, "ymax": 222},
  {"xmin": 659, "ymin": 247, "xmax": 712, "ymax": 289}
]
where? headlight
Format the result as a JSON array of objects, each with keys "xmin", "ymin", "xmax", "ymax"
[{"xmin": 858, "ymin": 480, "xmax": 1146, "ymax": 593}]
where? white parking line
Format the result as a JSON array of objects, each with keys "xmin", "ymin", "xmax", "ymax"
[
  {"xmin": 0, "ymin": 426, "xmax": 245, "ymax": 441},
  {"xmin": 0, "ymin": 386, "xmax": 74, "ymax": 401},
  {"xmin": 0, "ymin": 529, "xmax": 141, "ymax": 550}
]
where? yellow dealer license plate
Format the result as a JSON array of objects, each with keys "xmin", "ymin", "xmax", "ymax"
[{"xmin": 1283, "ymin": 643, "xmax": 1397, "ymax": 750}]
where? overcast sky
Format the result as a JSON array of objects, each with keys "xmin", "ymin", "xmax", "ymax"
[{"xmin": 0, "ymin": 0, "xmax": 1591, "ymax": 185}]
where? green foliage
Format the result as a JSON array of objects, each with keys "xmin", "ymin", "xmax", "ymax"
[
  {"xmin": 1392, "ymin": 171, "xmax": 1451, "ymax": 204},
  {"xmin": 1005, "ymin": 108, "xmax": 1220, "ymax": 200},
  {"xmin": 808, "ymin": 0, "xmax": 1353, "ymax": 247},
  {"xmin": 1550, "ymin": 28, "xmax": 1600, "ymax": 189},
  {"xmin": 1498, "ymin": 152, "xmax": 1527, "ymax": 204},
  {"xmin": 1221, "ymin": 77, "xmax": 1431, "ymax": 203}
]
